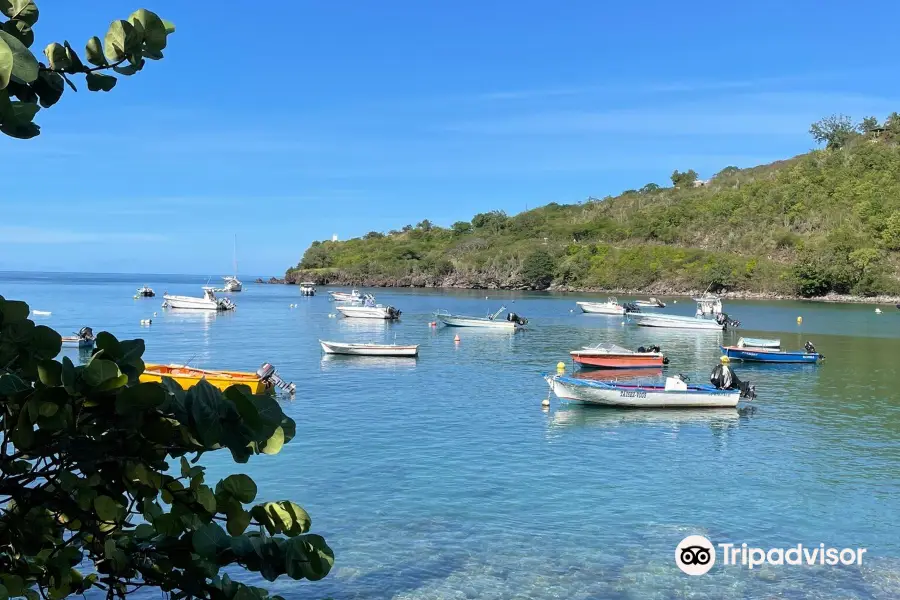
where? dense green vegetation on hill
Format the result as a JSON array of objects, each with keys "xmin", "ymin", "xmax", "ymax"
[{"xmin": 288, "ymin": 114, "xmax": 900, "ymax": 297}]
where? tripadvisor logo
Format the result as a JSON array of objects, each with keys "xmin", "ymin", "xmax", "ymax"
[
  {"xmin": 675, "ymin": 536, "xmax": 868, "ymax": 575},
  {"xmin": 675, "ymin": 535, "xmax": 715, "ymax": 575}
]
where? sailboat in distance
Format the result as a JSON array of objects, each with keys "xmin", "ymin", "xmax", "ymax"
[{"xmin": 223, "ymin": 234, "xmax": 242, "ymax": 292}]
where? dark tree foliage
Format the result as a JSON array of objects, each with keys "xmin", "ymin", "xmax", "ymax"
[
  {"xmin": 0, "ymin": 297, "xmax": 334, "ymax": 600},
  {"xmin": 521, "ymin": 249, "xmax": 555, "ymax": 289}
]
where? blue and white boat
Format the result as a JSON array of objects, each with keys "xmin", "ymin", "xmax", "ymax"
[
  {"xmin": 721, "ymin": 341, "xmax": 822, "ymax": 364},
  {"xmin": 545, "ymin": 365, "xmax": 755, "ymax": 408}
]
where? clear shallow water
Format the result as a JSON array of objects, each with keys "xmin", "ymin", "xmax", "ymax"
[{"xmin": 2, "ymin": 273, "xmax": 900, "ymax": 599}]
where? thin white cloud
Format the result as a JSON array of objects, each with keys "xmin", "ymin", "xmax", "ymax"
[{"xmin": 0, "ymin": 227, "xmax": 168, "ymax": 244}]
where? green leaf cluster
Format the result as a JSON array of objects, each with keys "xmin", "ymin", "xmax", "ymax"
[
  {"xmin": 0, "ymin": 2, "xmax": 175, "ymax": 138},
  {"xmin": 0, "ymin": 295, "xmax": 333, "ymax": 600}
]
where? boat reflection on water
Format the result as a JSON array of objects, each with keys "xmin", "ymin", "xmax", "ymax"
[
  {"xmin": 548, "ymin": 405, "xmax": 743, "ymax": 431},
  {"xmin": 572, "ymin": 368, "xmax": 663, "ymax": 381},
  {"xmin": 162, "ymin": 308, "xmax": 225, "ymax": 326},
  {"xmin": 319, "ymin": 354, "xmax": 417, "ymax": 371}
]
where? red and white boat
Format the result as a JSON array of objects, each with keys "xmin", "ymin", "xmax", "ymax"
[{"xmin": 569, "ymin": 343, "xmax": 667, "ymax": 369}]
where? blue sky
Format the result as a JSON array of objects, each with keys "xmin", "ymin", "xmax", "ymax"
[{"xmin": 2, "ymin": 0, "xmax": 899, "ymax": 275}]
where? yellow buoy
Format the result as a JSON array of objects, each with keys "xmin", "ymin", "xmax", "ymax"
[
  {"xmin": 720, "ymin": 355, "xmax": 730, "ymax": 363},
  {"xmin": 556, "ymin": 361, "xmax": 565, "ymax": 373},
  {"xmin": 797, "ymin": 316, "xmax": 803, "ymax": 325}
]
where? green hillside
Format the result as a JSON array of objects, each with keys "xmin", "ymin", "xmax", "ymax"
[{"xmin": 287, "ymin": 115, "xmax": 900, "ymax": 297}]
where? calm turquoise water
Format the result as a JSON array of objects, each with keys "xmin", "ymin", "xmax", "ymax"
[{"xmin": 3, "ymin": 272, "xmax": 900, "ymax": 599}]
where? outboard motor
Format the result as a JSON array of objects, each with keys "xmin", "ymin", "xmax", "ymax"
[
  {"xmin": 257, "ymin": 363, "xmax": 296, "ymax": 395},
  {"xmin": 78, "ymin": 326, "xmax": 94, "ymax": 341},
  {"xmin": 804, "ymin": 341, "xmax": 817, "ymax": 354},
  {"xmin": 506, "ymin": 312, "xmax": 528, "ymax": 326},
  {"xmin": 710, "ymin": 363, "xmax": 755, "ymax": 399},
  {"xmin": 389, "ymin": 307, "xmax": 402, "ymax": 319}
]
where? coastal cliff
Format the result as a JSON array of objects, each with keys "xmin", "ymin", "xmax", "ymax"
[{"xmin": 287, "ymin": 119, "xmax": 900, "ymax": 300}]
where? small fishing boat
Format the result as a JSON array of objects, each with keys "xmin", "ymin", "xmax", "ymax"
[
  {"xmin": 61, "ymin": 326, "xmax": 95, "ymax": 350},
  {"xmin": 545, "ymin": 364, "xmax": 755, "ymax": 408},
  {"xmin": 141, "ymin": 362, "xmax": 294, "ymax": 394},
  {"xmin": 162, "ymin": 287, "xmax": 236, "ymax": 311},
  {"xmin": 434, "ymin": 306, "xmax": 527, "ymax": 329},
  {"xmin": 137, "ymin": 285, "xmax": 155, "ymax": 298},
  {"xmin": 319, "ymin": 340, "xmax": 419, "ymax": 357},
  {"xmin": 329, "ymin": 289, "xmax": 362, "ymax": 302},
  {"xmin": 692, "ymin": 290, "xmax": 723, "ymax": 316},
  {"xmin": 299, "ymin": 282, "xmax": 316, "ymax": 296},
  {"xmin": 630, "ymin": 313, "xmax": 728, "ymax": 330},
  {"xmin": 31, "ymin": 309, "xmax": 52, "ymax": 317},
  {"xmin": 570, "ymin": 343, "xmax": 668, "ymax": 369},
  {"xmin": 633, "ymin": 297, "xmax": 666, "ymax": 308},
  {"xmin": 721, "ymin": 341, "xmax": 822, "ymax": 364},
  {"xmin": 335, "ymin": 295, "xmax": 401, "ymax": 319},
  {"xmin": 576, "ymin": 297, "xmax": 636, "ymax": 315},
  {"xmin": 736, "ymin": 337, "xmax": 780, "ymax": 349}
]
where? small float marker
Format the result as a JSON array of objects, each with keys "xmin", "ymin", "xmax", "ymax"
[
  {"xmin": 541, "ymin": 398, "xmax": 550, "ymax": 408},
  {"xmin": 556, "ymin": 361, "xmax": 565, "ymax": 374},
  {"xmin": 140, "ymin": 319, "xmax": 152, "ymax": 326},
  {"xmin": 797, "ymin": 316, "xmax": 803, "ymax": 325},
  {"xmin": 454, "ymin": 334, "xmax": 460, "ymax": 343},
  {"xmin": 875, "ymin": 308, "xmax": 882, "ymax": 314}
]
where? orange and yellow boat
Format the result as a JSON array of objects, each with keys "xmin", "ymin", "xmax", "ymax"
[{"xmin": 141, "ymin": 363, "xmax": 294, "ymax": 394}]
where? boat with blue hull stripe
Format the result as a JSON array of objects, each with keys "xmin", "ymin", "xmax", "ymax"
[{"xmin": 721, "ymin": 346, "xmax": 821, "ymax": 364}]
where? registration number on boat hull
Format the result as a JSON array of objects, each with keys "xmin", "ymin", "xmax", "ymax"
[{"xmin": 619, "ymin": 390, "xmax": 648, "ymax": 399}]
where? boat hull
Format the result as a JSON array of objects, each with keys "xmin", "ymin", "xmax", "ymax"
[
  {"xmin": 141, "ymin": 364, "xmax": 267, "ymax": 394},
  {"xmin": 571, "ymin": 353, "xmax": 664, "ymax": 368},
  {"xmin": 631, "ymin": 314, "xmax": 724, "ymax": 330},
  {"xmin": 546, "ymin": 376, "xmax": 741, "ymax": 408},
  {"xmin": 435, "ymin": 314, "xmax": 518, "ymax": 329},
  {"xmin": 576, "ymin": 301, "xmax": 626, "ymax": 315},
  {"xmin": 721, "ymin": 347, "xmax": 820, "ymax": 363},
  {"xmin": 61, "ymin": 337, "xmax": 94, "ymax": 349},
  {"xmin": 319, "ymin": 340, "xmax": 418, "ymax": 357},
  {"xmin": 335, "ymin": 305, "xmax": 400, "ymax": 319}
]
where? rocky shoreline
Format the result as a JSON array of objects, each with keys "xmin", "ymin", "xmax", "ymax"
[{"xmin": 279, "ymin": 272, "xmax": 900, "ymax": 306}]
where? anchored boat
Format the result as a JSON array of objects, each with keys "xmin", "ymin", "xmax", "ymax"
[
  {"xmin": 329, "ymin": 289, "xmax": 362, "ymax": 303},
  {"xmin": 141, "ymin": 362, "xmax": 294, "ymax": 394},
  {"xmin": 61, "ymin": 326, "xmax": 95, "ymax": 350},
  {"xmin": 335, "ymin": 295, "xmax": 401, "ymax": 319},
  {"xmin": 628, "ymin": 296, "xmax": 740, "ymax": 330},
  {"xmin": 721, "ymin": 340, "xmax": 822, "ymax": 364},
  {"xmin": 319, "ymin": 340, "xmax": 419, "ymax": 357},
  {"xmin": 546, "ymin": 364, "xmax": 755, "ymax": 408},
  {"xmin": 162, "ymin": 287, "xmax": 236, "ymax": 311},
  {"xmin": 633, "ymin": 297, "xmax": 666, "ymax": 308},
  {"xmin": 137, "ymin": 285, "xmax": 155, "ymax": 298},
  {"xmin": 576, "ymin": 297, "xmax": 636, "ymax": 315},
  {"xmin": 434, "ymin": 306, "xmax": 527, "ymax": 329},
  {"xmin": 570, "ymin": 343, "xmax": 668, "ymax": 369},
  {"xmin": 299, "ymin": 281, "xmax": 316, "ymax": 296}
]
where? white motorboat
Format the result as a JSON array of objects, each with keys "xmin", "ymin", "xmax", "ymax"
[
  {"xmin": 545, "ymin": 365, "xmax": 755, "ymax": 408},
  {"xmin": 576, "ymin": 297, "xmax": 633, "ymax": 315},
  {"xmin": 434, "ymin": 306, "xmax": 527, "ymax": 329},
  {"xmin": 61, "ymin": 326, "xmax": 95, "ymax": 350},
  {"xmin": 319, "ymin": 340, "xmax": 418, "ymax": 357},
  {"xmin": 692, "ymin": 291, "xmax": 722, "ymax": 316},
  {"xmin": 329, "ymin": 289, "xmax": 362, "ymax": 303},
  {"xmin": 299, "ymin": 281, "xmax": 316, "ymax": 296},
  {"xmin": 137, "ymin": 285, "xmax": 155, "ymax": 298},
  {"xmin": 162, "ymin": 287, "xmax": 236, "ymax": 311},
  {"xmin": 629, "ymin": 313, "xmax": 726, "ymax": 330},
  {"xmin": 335, "ymin": 295, "xmax": 400, "ymax": 319},
  {"xmin": 633, "ymin": 297, "xmax": 665, "ymax": 308}
]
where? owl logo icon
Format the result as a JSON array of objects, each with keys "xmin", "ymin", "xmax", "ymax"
[{"xmin": 675, "ymin": 535, "xmax": 716, "ymax": 575}]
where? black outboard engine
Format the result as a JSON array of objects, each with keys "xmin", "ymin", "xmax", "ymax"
[
  {"xmin": 710, "ymin": 363, "xmax": 755, "ymax": 399},
  {"xmin": 804, "ymin": 341, "xmax": 817, "ymax": 354},
  {"xmin": 715, "ymin": 313, "xmax": 740, "ymax": 329},
  {"xmin": 257, "ymin": 363, "xmax": 296, "ymax": 395},
  {"xmin": 506, "ymin": 312, "xmax": 528, "ymax": 326},
  {"xmin": 389, "ymin": 307, "xmax": 402, "ymax": 319},
  {"xmin": 623, "ymin": 303, "xmax": 640, "ymax": 313},
  {"xmin": 78, "ymin": 326, "xmax": 94, "ymax": 341}
]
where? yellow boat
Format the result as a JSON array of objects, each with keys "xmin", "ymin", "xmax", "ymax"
[{"xmin": 141, "ymin": 363, "xmax": 294, "ymax": 395}]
